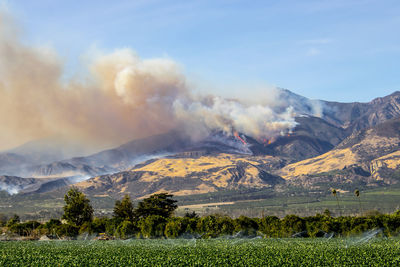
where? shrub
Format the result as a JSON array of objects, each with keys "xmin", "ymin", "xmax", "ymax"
[
  {"xmin": 164, "ymin": 218, "xmax": 184, "ymax": 238},
  {"xmin": 139, "ymin": 215, "xmax": 166, "ymax": 238},
  {"xmin": 55, "ymin": 224, "xmax": 79, "ymax": 238},
  {"xmin": 115, "ymin": 220, "xmax": 137, "ymax": 239}
]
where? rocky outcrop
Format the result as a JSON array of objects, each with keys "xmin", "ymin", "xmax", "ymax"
[{"xmin": 278, "ymin": 118, "xmax": 400, "ymax": 186}]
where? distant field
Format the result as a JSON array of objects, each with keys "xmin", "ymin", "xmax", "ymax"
[
  {"xmin": 176, "ymin": 185, "xmax": 400, "ymax": 217},
  {"xmin": 3, "ymin": 185, "xmax": 400, "ymax": 219},
  {"xmin": 1, "ymin": 238, "xmax": 400, "ymax": 266}
]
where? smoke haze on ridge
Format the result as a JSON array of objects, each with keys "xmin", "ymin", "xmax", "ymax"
[{"xmin": 0, "ymin": 11, "xmax": 322, "ymax": 153}]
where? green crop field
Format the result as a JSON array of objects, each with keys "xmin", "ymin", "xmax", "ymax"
[{"xmin": 1, "ymin": 238, "xmax": 400, "ymax": 266}]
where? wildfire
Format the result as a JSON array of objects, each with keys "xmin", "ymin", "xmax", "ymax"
[
  {"xmin": 234, "ymin": 131, "xmax": 247, "ymax": 145},
  {"xmin": 261, "ymin": 132, "xmax": 292, "ymax": 146},
  {"xmin": 262, "ymin": 137, "xmax": 275, "ymax": 146}
]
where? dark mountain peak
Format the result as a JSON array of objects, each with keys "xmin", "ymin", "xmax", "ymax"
[
  {"xmin": 370, "ymin": 91, "xmax": 400, "ymax": 105},
  {"xmin": 321, "ymin": 90, "xmax": 400, "ymax": 131}
]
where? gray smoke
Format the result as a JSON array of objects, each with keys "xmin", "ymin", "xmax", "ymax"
[{"xmin": 0, "ymin": 11, "xmax": 323, "ymax": 152}]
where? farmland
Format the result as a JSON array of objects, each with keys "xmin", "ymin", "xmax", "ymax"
[
  {"xmin": 4, "ymin": 185, "xmax": 400, "ymax": 220},
  {"xmin": 1, "ymin": 238, "xmax": 400, "ymax": 266}
]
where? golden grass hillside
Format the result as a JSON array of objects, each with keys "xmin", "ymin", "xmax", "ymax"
[
  {"xmin": 278, "ymin": 132, "xmax": 400, "ymax": 180},
  {"xmin": 135, "ymin": 154, "xmax": 283, "ymax": 189},
  {"xmin": 76, "ymin": 153, "xmax": 284, "ymax": 197},
  {"xmin": 278, "ymin": 148, "xmax": 359, "ymax": 179}
]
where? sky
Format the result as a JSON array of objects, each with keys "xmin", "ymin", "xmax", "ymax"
[{"xmin": 2, "ymin": 0, "xmax": 400, "ymax": 102}]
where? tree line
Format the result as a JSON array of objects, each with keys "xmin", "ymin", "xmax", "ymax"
[{"xmin": 2, "ymin": 187, "xmax": 400, "ymax": 239}]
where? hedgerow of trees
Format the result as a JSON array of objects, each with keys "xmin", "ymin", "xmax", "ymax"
[{"xmin": 3, "ymin": 188, "xmax": 400, "ymax": 239}]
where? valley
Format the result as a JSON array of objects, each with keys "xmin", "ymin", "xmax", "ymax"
[{"xmin": 2, "ymin": 89, "xmax": 400, "ymax": 219}]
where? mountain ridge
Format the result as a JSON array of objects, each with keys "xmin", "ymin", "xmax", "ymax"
[{"xmin": 2, "ymin": 89, "xmax": 400, "ymax": 199}]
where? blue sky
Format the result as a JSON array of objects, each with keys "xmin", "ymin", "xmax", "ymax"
[{"xmin": 3, "ymin": 0, "xmax": 400, "ymax": 102}]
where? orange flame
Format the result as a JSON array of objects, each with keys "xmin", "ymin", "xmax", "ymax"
[
  {"xmin": 234, "ymin": 131, "xmax": 247, "ymax": 145},
  {"xmin": 262, "ymin": 136, "xmax": 276, "ymax": 146},
  {"xmin": 262, "ymin": 138, "xmax": 272, "ymax": 146}
]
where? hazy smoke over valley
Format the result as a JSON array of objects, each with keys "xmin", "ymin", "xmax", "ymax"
[{"xmin": 0, "ymin": 12, "xmax": 321, "ymax": 152}]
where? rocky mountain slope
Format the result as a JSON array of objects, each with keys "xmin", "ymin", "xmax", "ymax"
[
  {"xmin": 263, "ymin": 116, "xmax": 347, "ymax": 161},
  {"xmin": 278, "ymin": 118, "xmax": 400, "ymax": 186},
  {"xmin": 0, "ymin": 131, "xmax": 190, "ymax": 178},
  {"xmin": 72, "ymin": 98, "xmax": 400, "ymax": 198},
  {"xmin": 2, "ymin": 90, "xmax": 400, "ymax": 198},
  {"xmin": 322, "ymin": 91, "xmax": 400, "ymax": 131}
]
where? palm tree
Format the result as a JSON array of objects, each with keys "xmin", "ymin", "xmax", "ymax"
[
  {"xmin": 332, "ymin": 189, "xmax": 341, "ymax": 216},
  {"xmin": 354, "ymin": 189, "xmax": 363, "ymax": 215}
]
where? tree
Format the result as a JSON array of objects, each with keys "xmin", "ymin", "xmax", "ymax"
[
  {"xmin": 196, "ymin": 215, "xmax": 234, "ymax": 238},
  {"xmin": 62, "ymin": 187, "xmax": 93, "ymax": 227},
  {"xmin": 6, "ymin": 214, "xmax": 20, "ymax": 227},
  {"xmin": 164, "ymin": 218, "xmax": 184, "ymax": 238},
  {"xmin": 115, "ymin": 220, "xmax": 137, "ymax": 239},
  {"xmin": 354, "ymin": 189, "xmax": 363, "ymax": 215},
  {"xmin": 282, "ymin": 215, "xmax": 305, "ymax": 236},
  {"xmin": 135, "ymin": 193, "xmax": 177, "ymax": 219},
  {"xmin": 56, "ymin": 224, "xmax": 79, "ymax": 237},
  {"xmin": 331, "ymin": 189, "xmax": 341, "ymax": 216},
  {"xmin": 234, "ymin": 216, "xmax": 259, "ymax": 236},
  {"xmin": 323, "ymin": 209, "xmax": 331, "ymax": 217},
  {"xmin": 259, "ymin": 216, "xmax": 281, "ymax": 237},
  {"xmin": 184, "ymin": 211, "xmax": 198, "ymax": 219},
  {"xmin": 41, "ymin": 219, "xmax": 62, "ymax": 236},
  {"xmin": 113, "ymin": 195, "xmax": 135, "ymax": 222},
  {"xmin": 139, "ymin": 215, "xmax": 167, "ymax": 238},
  {"xmin": 10, "ymin": 221, "xmax": 41, "ymax": 236},
  {"xmin": 91, "ymin": 217, "xmax": 109, "ymax": 234}
]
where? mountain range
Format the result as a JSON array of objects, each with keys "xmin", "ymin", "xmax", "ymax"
[{"xmin": 2, "ymin": 89, "xmax": 400, "ymax": 202}]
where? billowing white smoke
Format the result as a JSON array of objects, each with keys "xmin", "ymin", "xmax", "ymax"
[
  {"xmin": 174, "ymin": 96, "xmax": 297, "ymax": 140},
  {"xmin": 0, "ymin": 11, "xmax": 322, "ymax": 152},
  {"xmin": 0, "ymin": 182, "xmax": 21, "ymax": 195}
]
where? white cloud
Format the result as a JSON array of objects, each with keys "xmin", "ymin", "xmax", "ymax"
[
  {"xmin": 306, "ymin": 47, "xmax": 321, "ymax": 56},
  {"xmin": 300, "ymin": 38, "xmax": 333, "ymax": 45}
]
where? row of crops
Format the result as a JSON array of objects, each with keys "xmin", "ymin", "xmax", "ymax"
[{"xmin": 1, "ymin": 238, "xmax": 400, "ymax": 266}]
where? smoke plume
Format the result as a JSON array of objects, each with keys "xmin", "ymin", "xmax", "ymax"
[
  {"xmin": 0, "ymin": 12, "xmax": 319, "ymax": 152},
  {"xmin": 0, "ymin": 182, "xmax": 21, "ymax": 195}
]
